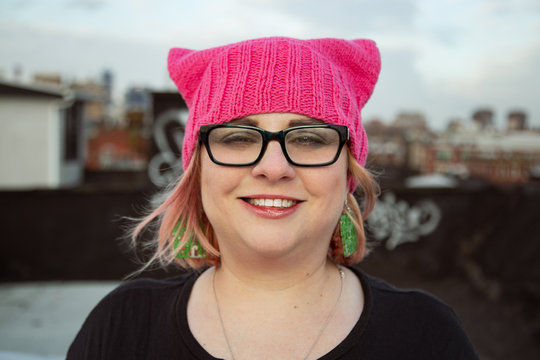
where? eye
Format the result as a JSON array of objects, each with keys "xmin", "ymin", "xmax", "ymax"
[
  {"xmin": 210, "ymin": 128, "xmax": 261, "ymax": 147},
  {"xmin": 290, "ymin": 133, "xmax": 325, "ymax": 145},
  {"xmin": 286, "ymin": 129, "xmax": 338, "ymax": 147}
]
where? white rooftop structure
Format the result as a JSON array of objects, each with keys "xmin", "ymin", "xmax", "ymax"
[{"xmin": 0, "ymin": 80, "xmax": 85, "ymax": 189}]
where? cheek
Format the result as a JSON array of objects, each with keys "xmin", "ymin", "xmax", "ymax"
[
  {"xmin": 305, "ymin": 155, "xmax": 348, "ymax": 198},
  {"xmin": 334, "ymin": 153, "xmax": 349, "ymax": 196},
  {"xmin": 325, "ymin": 171, "xmax": 348, "ymax": 210},
  {"xmin": 200, "ymin": 155, "xmax": 240, "ymax": 211},
  {"xmin": 300, "ymin": 162, "xmax": 348, "ymax": 226},
  {"xmin": 325, "ymin": 162, "xmax": 349, "ymax": 225}
]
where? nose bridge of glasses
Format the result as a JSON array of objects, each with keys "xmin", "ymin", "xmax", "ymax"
[
  {"xmin": 261, "ymin": 129, "xmax": 286, "ymax": 142},
  {"xmin": 258, "ymin": 129, "xmax": 290, "ymax": 161}
]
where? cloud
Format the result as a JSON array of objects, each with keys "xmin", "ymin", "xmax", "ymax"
[
  {"xmin": 363, "ymin": 49, "xmax": 427, "ymax": 117},
  {"xmin": 66, "ymin": 0, "xmax": 106, "ymax": 10},
  {"xmin": 413, "ymin": 0, "xmax": 540, "ymax": 84},
  {"xmin": 234, "ymin": 0, "xmax": 417, "ymax": 37}
]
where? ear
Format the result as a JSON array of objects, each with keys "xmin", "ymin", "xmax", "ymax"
[
  {"xmin": 307, "ymin": 38, "xmax": 381, "ymax": 108},
  {"xmin": 167, "ymin": 47, "xmax": 220, "ymax": 107}
]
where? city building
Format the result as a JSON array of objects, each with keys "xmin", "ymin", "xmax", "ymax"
[
  {"xmin": 422, "ymin": 112, "xmax": 540, "ymax": 185},
  {"xmin": 364, "ymin": 112, "xmax": 436, "ymax": 175},
  {"xmin": 0, "ymin": 80, "xmax": 86, "ymax": 189},
  {"xmin": 365, "ymin": 110, "xmax": 540, "ymax": 186},
  {"xmin": 85, "ymin": 86, "xmax": 152, "ymax": 172}
]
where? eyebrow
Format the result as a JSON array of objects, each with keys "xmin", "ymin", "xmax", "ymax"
[
  {"xmin": 230, "ymin": 116, "xmax": 325, "ymax": 127},
  {"xmin": 229, "ymin": 117, "xmax": 257, "ymax": 126},
  {"xmin": 289, "ymin": 118, "xmax": 325, "ymax": 127}
]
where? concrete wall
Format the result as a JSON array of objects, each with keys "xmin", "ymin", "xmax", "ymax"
[{"xmin": 1, "ymin": 184, "xmax": 538, "ymax": 287}]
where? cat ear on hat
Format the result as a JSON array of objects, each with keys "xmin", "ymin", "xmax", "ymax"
[
  {"xmin": 168, "ymin": 48, "xmax": 196, "ymax": 106},
  {"xmin": 167, "ymin": 47, "xmax": 220, "ymax": 108},
  {"xmin": 349, "ymin": 39, "xmax": 381, "ymax": 108},
  {"xmin": 308, "ymin": 38, "xmax": 381, "ymax": 109}
]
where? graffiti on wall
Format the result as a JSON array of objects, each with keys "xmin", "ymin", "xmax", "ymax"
[
  {"xmin": 148, "ymin": 109, "xmax": 188, "ymax": 187},
  {"xmin": 366, "ymin": 192, "xmax": 442, "ymax": 250}
]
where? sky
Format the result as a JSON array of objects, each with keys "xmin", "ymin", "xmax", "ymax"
[{"xmin": 1, "ymin": 0, "xmax": 539, "ymax": 130}]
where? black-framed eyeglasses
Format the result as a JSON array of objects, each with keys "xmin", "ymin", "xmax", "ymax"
[{"xmin": 199, "ymin": 124, "xmax": 349, "ymax": 167}]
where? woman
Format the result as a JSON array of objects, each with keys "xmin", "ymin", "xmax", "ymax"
[{"xmin": 68, "ymin": 37, "xmax": 478, "ymax": 359}]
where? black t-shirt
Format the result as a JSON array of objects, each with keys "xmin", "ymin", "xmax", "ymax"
[{"xmin": 67, "ymin": 267, "xmax": 479, "ymax": 359}]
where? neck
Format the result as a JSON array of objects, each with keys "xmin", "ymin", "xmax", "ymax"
[
  {"xmin": 208, "ymin": 259, "xmax": 346, "ymax": 360},
  {"xmin": 213, "ymin": 257, "xmax": 339, "ymax": 302},
  {"xmin": 215, "ymin": 234, "xmax": 335, "ymax": 293}
]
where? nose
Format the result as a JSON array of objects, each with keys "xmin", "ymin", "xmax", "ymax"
[{"xmin": 251, "ymin": 141, "xmax": 296, "ymax": 181}]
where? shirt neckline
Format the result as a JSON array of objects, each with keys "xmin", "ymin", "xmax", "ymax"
[{"xmin": 175, "ymin": 266, "xmax": 373, "ymax": 360}]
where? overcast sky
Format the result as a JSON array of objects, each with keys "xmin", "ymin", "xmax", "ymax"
[{"xmin": 1, "ymin": 0, "xmax": 539, "ymax": 130}]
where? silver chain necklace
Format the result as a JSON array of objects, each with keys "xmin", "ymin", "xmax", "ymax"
[{"xmin": 212, "ymin": 266, "xmax": 345, "ymax": 360}]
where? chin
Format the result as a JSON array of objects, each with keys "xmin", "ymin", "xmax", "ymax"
[{"xmin": 243, "ymin": 235, "xmax": 302, "ymax": 259}]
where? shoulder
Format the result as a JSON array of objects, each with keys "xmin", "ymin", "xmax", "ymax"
[
  {"xmin": 67, "ymin": 271, "xmax": 200, "ymax": 359},
  {"xmin": 93, "ymin": 272, "xmax": 196, "ymax": 312},
  {"xmin": 350, "ymin": 267, "xmax": 479, "ymax": 359},
  {"xmin": 368, "ymin": 272, "xmax": 451, "ymax": 311},
  {"xmin": 357, "ymin": 269, "xmax": 455, "ymax": 318},
  {"xmin": 107, "ymin": 272, "xmax": 195, "ymax": 298}
]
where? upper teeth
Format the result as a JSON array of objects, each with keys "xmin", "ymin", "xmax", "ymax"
[{"xmin": 248, "ymin": 198, "xmax": 297, "ymax": 208}]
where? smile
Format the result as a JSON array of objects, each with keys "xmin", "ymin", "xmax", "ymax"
[{"xmin": 245, "ymin": 198, "xmax": 298, "ymax": 208}]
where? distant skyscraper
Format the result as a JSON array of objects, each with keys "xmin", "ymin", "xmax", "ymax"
[
  {"xmin": 101, "ymin": 69, "xmax": 113, "ymax": 105},
  {"xmin": 125, "ymin": 87, "xmax": 150, "ymax": 111}
]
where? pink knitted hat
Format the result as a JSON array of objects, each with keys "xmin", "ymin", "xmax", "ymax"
[{"xmin": 168, "ymin": 36, "xmax": 381, "ymax": 173}]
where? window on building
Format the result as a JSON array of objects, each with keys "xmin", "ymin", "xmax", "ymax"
[{"xmin": 64, "ymin": 102, "xmax": 82, "ymax": 161}]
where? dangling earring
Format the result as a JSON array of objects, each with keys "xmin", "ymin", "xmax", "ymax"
[
  {"xmin": 340, "ymin": 203, "xmax": 357, "ymax": 257},
  {"xmin": 172, "ymin": 220, "xmax": 206, "ymax": 259}
]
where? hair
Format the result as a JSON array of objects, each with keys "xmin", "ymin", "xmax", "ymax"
[
  {"xmin": 131, "ymin": 145, "xmax": 379, "ymax": 272},
  {"xmin": 330, "ymin": 149, "xmax": 380, "ymax": 265}
]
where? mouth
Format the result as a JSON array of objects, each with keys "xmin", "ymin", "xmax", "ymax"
[{"xmin": 242, "ymin": 198, "xmax": 300, "ymax": 208}]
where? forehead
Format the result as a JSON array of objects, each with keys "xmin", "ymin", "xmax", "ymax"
[{"xmin": 228, "ymin": 113, "xmax": 325, "ymax": 128}]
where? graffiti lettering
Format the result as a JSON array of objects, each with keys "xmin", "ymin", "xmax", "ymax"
[
  {"xmin": 148, "ymin": 109, "xmax": 188, "ymax": 187},
  {"xmin": 366, "ymin": 192, "xmax": 442, "ymax": 250}
]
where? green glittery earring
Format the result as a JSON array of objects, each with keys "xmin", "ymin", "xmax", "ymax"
[
  {"xmin": 172, "ymin": 220, "xmax": 206, "ymax": 259},
  {"xmin": 340, "ymin": 206, "xmax": 358, "ymax": 258}
]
